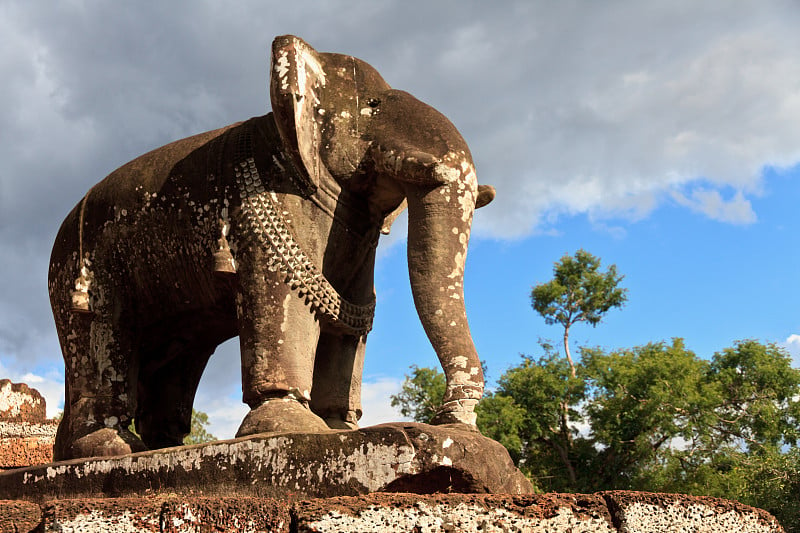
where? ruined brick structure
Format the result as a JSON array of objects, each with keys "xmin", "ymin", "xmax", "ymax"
[{"xmin": 0, "ymin": 380, "xmax": 57, "ymax": 470}]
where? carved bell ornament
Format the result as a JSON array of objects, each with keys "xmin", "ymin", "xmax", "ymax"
[
  {"xmin": 69, "ymin": 264, "xmax": 93, "ymax": 314},
  {"xmin": 213, "ymin": 218, "xmax": 237, "ymax": 276}
]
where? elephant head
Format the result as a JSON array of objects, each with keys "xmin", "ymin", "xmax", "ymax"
[{"xmin": 270, "ymin": 36, "xmax": 494, "ymax": 425}]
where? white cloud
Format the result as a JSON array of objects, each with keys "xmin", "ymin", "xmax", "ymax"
[
  {"xmin": 359, "ymin": 377, "xmax": 408, "ymax": 427},
  {"xmin": 784, "ymin": 334, "xmax": 800, "ymax": 366},
  {"xmin": 194, "ymin": 394, "xmax": 249, "ymax": 441},
  {"xmin": 671, "ymin": 188, "xmax": 757, "ymax": 224},
  {"xmin": 460, "ymin": 3, "xmax": 800, "ymax": 237}
]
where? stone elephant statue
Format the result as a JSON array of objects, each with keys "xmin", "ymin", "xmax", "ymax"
[{"xmin": 49, "ymin": 35, "xmax": 495, "ymax": 460}]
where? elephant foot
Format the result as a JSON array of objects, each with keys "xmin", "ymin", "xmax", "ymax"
[
  {"xmin": 431, "ymin": 399, "xmax": 479, "ymax": 429},
  {"xmin": 236, "ymin": 398, "xmax": 330, "ymax": 437},
  {"xmin": 323, "ymin": 410, "xmax": 360, "ymax": 430},
  {"xmin": 68, "ymin": 427, "xmax": 148, "ymax": 459}
]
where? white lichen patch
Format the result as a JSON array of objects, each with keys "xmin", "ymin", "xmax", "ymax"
[
  {"xmin": 620, "ymin": 501, "xmax": 783, "ymax": 532},
  {"xmin": 275, "ymin": 50, "xmax": 291, "ymax": 90},
  {"xmin": 433, "ymin": 164, "xmax": 461, "ymax": 184},
  {"xmin": 280, "ymin": 293, "xmax": 292, "ymax": 333},
  {"xmin": 52, "ymin": 509, "xmax": 161, "ymax": 532},
  {"xmin": 307, "ymin": 441, "xmax": 416, "ymax": 492},
  {"xmin": 26, "ymin": 433, "xmax": 420, "ymax": 500},
  {"xmin": 0, "ymin": 420, "xmax": 57, "ymax": 439},
  {"xmin": 452, "ymin": 356, "xmax": 468, "ymax": 369},
  {"xmin": 305, "ymin": 502, "xmax": 614, "ymax": 533},
  {"xmin": 450, "ymin": 372, "xmax": 474, "ymax": 386}
]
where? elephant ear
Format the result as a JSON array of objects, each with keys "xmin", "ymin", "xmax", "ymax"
[{"xmin": 270, "ymin": 35, "xmax": 327, "ymax": 194}]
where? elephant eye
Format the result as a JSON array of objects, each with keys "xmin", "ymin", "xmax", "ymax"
[{"xmin": 367, "ymin": 97, "xmax": 380, "ymax": 108}]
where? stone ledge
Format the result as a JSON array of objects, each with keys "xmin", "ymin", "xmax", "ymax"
[
  {"xmin": 0, "ymin": 493, "xmax": 784, "ymax": 532},
  {"xmin": 0, "ymin": 423, "xmax": 532, "ymax": 501}
]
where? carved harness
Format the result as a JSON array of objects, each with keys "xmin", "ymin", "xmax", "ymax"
[{"xmin": 232, "ymin": 123, "xmax": 376, "ymax": 337}]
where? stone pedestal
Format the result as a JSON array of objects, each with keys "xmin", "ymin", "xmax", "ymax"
[
  {"xmin": 0, "ymin": 423, "xmax": 531, "ymax": 501},
  {"xmin": 0, "ymin": 493, "xmax": 785, "ymax": 532}
]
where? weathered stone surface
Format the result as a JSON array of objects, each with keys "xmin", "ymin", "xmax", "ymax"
[
  {"xmin": 602, "ymin": 490, "xmax": 785, "ymax": 532},
  {"xmin": 15, "ymin": 497, "xmax": 291, "ymax": 533},
  {"xmin": 0, "ymin": 493, "xmax": 785, "ymax": 532},
  {"xmin": 0, "ymin": 423, "xmax": 531, "ymax": 501},
  {"xmin": 0, "ymin": 499, "xmax": 41, "ymax": 533},
  {"xmin": 0, "ymin": 380, "xmax": 57, "ymax": 469},
  {"xmin": 294, "ymin": 493, "xmax": 614, "ymax": 532}
]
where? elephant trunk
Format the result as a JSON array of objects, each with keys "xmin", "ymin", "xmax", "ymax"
[{"xmin": 404, "ymin": 167, "xmax": 484, "ymax": 426}]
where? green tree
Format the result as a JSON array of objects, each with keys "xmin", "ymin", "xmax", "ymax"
[
  {"xmin": 494, "ymin": 346, "xmax": 587, "ymax": 489},
  {"xmin": 390, "ymin": 365, "xmax": 446, "ymax": 423},
  {"xmin": 183, "ymin": 409, "xmax": 217, "ymax": 445},
  {"xmin": 581, "ymin": 339, "xmax": 716, "ymax": 490},
  {"xmin": 475, "ymin": 393, "xmax": 526, "ymax": 463},
  {"xmin": 390, "ymin": 341, "xmax": 800, "ymax": 531},
  {"xmin": 128, "ymin": 409, "xmax": 217, "ymax": 445},
  {"xmin": 531, "ymin": 249, "xmax": 627, "ymax": 377},
  {"xmin": 705, "ymin": 340, "xmax": 800, "ymax": 450},
  {"xmin": 737, "ymin": 447, "xmax": 800, "ymax": 532}
]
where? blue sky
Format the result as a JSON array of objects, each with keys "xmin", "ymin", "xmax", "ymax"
[
  {"xmin": 371, "ymin": 163, "xmax": 800, "ymax": 381},
  {"xmin": 1, "ymin": 1, "xmax": 799, "ymax": 439}
]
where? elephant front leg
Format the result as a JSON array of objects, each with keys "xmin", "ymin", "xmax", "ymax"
[
  {"xmin": 310, "ymin": 331, "xmax": 366, "ymax": 429},
  {"xmin": 235, "ymin": 256, "xmax": 330, "ymax": 436}
]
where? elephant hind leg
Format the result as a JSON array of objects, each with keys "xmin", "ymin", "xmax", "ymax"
[
  {"xmin": 310, "ymin": 331, "xmax": 365, "ymax": 429},
  {"xmin": 54, "ymin": 310, "xmax": 145, "ymax": 460}
]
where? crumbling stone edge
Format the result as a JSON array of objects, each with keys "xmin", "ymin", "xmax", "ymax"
[{"xmin": 0, "ymin": 491, "xmax": 785, "ymax": 532}]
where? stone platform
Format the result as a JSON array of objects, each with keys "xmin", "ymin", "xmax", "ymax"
[
  {"xmin": 0, "ymin": 492, "xmax": 784, "ymax": 532},
  {"xmin": 0, "ymin": 423, "xmax": 531, "ymax": 501}
]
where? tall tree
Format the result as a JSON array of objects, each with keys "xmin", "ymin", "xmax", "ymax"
[
  {"xmin": 494, "ymin": 346, "xmax": 587, "ymax": 489},
  {"xmin": 531, "ymin": 249, "xmax": 627, "ymax": 377},
  {"xmin": 581, "ymin": 339, "xmax": 716, "ymax": 490}
]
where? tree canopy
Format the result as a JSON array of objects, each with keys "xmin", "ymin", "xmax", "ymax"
[
  {"xmin": 392, "ymin": 340, "xmax": 800, "ymax": 529},
  {"xmin": 531, "ymin": 249, "xmax": 627, "ymax": 376},
  {"xmin": 390, "ymin": 365, "xmax": 446, "ymax": 424}
]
